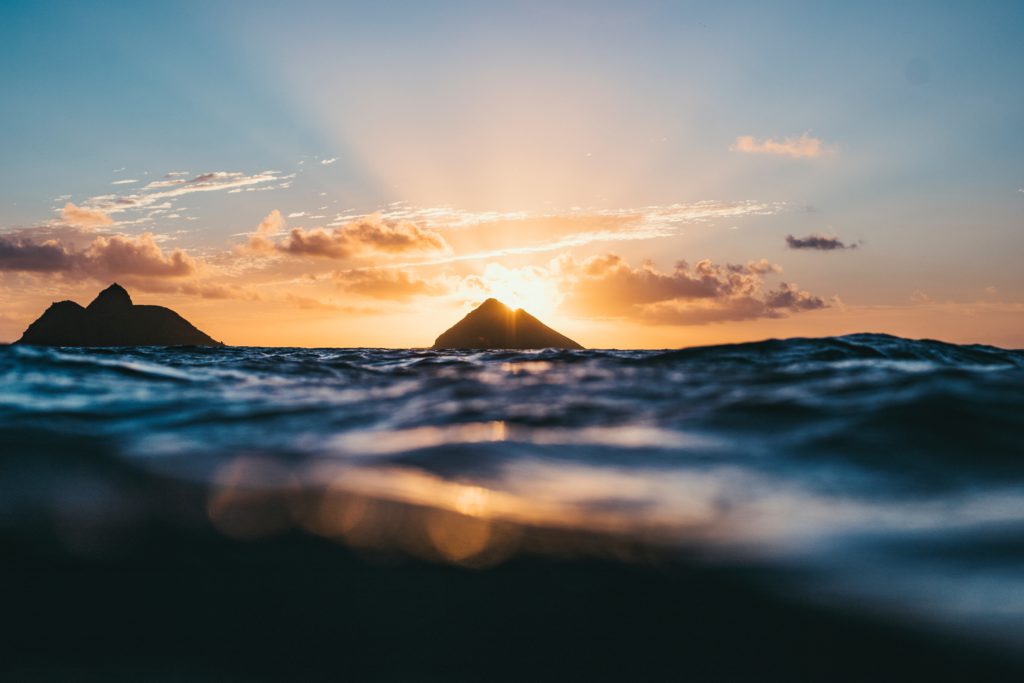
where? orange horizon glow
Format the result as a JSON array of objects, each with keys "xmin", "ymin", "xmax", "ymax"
[
  {"xmin": 3, "ymin": 201, "xmax": 1021, "ymax": 350},
  {"xmin": 3, "ymin": 276, "xmax": 1021, "ymax": 350},
  {"xmin": 1, "ymin": 4, "xmax": 1022, "ymax": 352}
]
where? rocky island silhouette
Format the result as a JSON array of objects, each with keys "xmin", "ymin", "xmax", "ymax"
[
  {"xmin": 16, "ymin": 283, "xmax": 222, "ymax": 346},
  {"xmin": 433, "ymin": 297, "xmax": 583, "ymax": 350},
  {"xmin": 15, "ymin": 286, "xmax": 581, "ymax": 350}
]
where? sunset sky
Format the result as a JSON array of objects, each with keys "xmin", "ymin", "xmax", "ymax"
[{"xmin": 1, "ymin": 1, "xmax": 1022, "ymax": 348}]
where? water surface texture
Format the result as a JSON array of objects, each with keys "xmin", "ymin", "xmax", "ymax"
[{"xmin": 3, "ymin": 334, "xmax": 1023, "ymax": 654}]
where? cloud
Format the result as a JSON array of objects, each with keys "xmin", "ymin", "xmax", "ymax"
[
  {"xmin": 246, "ymin": 210, "xmax": 286, "ymax": 254},
  {"xmin": 376, "ymin": 200, "xmax": 780, "ymax": 233},
  {"xmin": 0, "ymin": 236, "xmax": 73, "ymax": 272},
  {"xmin": 333, "ymin": 214, "xmax": 448, "ymax": 254},
  {"xmin": 785, "ymin": 234, "xmax": 856, "ymax": 250},
  {"xmin": 283, "ymin": 294, "xmax": 375, "ymax": 314},
  {"xmin": 122, "ymin": 277, "xmax": 255, "ymax": 300},
  {"xmin": 281, "ymin": 227, "xmax": 353, "ymax": 258},
  {"xmin": 252, "ymin": 212, "xmax": 450, "ymax": 260},
  {"xmin": 231, "ymin": 199, "xmax": 786, "ymax": 278},
  {"xmin": 374, "ymin": 200, "xmax": 783, "ymax": 269},
  {"xmin": 60, "ymin": 202, "xmax": 113, "ymax": 229},
  {"xmin": 321, "ymin": 158, "xmax": 337, "ymax": 165},
  {"xmin": 332, "ymin": 268, "xmax": 447, "ymax": 300},
  {"xmin": 557, "ymin": 254, "xmax": 719, "ymax": 313},
  {"xmin": 111, "ymin": 179, "xmax": 139, "ymax": 186},
  {"xmin": 80, "ymin": 171, "xmax": 290, "ymax": 220},
  {"xmin": 285, "ymin": 294, "xmax": 342, "ymax": 310},
  {"xmin": 0, "ymin": 232, "xmax": 195, "ymax": 280},
  {"xmin": 732, "ymin": 133, "xmax": 829, "ymax": 158},
  {"xmin": 81, "ymin": 233, "xmax": 195, "ymax": 278},
  {"xmin": 556, "ymin": 252, "xmax": 826, "ymax": 324},
  {"xmin": 763, "ymin": 281, "xmax": 830, "ymax": 310}
]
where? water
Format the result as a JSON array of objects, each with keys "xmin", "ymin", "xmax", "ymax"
[{"xmin": 2, "ymin": 333, "xmax": 1023, "ymax": 655}]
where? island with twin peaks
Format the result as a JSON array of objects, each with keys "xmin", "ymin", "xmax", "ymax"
[
  {"xmin": 16, "ymin": 283, "xmax": 223, "ymax": 347},
  {"xmin": 15, "ymin": 285, "xmax": 584, "ymax": 350}
]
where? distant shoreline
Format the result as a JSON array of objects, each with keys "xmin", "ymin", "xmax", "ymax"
[{"xmin": 3, "ymin": 333, "xmax": 1021, "ymax": 353}]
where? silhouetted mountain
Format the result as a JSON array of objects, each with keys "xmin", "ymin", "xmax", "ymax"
[
  {"xmin": 16, "ymin": 283, "xmax": 223, "ymax": 346},
  {"xmin": 433, "ymin": 298, "xmax": 583, "ymax": 350}
]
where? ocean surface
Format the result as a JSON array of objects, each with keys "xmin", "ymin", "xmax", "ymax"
[{"xmin": 3, "ymin": 333, "xmax": 1024, "ymax": 662}]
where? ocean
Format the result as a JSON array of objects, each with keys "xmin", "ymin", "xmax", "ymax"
[{"xmin": 2, "ymin": 334, "xmax": 1023, "ymax": 680}]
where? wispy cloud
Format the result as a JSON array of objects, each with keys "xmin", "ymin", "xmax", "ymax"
[
  {"xmin": 372, "ymin": 200, "xmax": 784, "ymax": 268},
  {"xmin": 349, "ymin": 204, "xmax": 530, "ymax": 229},
  {"xmin": 393, "ymin": 224, "xmax": 677, "ymax": 270},
  {"xmin": 82, "ymin": 171, "xmax": 291, "ymax": 218},
  {"xmin": 786, "ymin": 234, "xmax": 856, "ymax": 250},
  {"xmin": 111, "ymin": 179, "xmax": 139, "ymax": 186},
  {"xmin": 732, "ymin": 133, "xmax": 829, "ymax": 158},
  {"xmin": 911, "ymin": 290, "xmax": 933, "ymax": 305},
  {"xmin": 320, "ymin": 157, "xmax": 337, "ymax": 165},
  {"xmin": 363, "ymin": 200, "xmax": 778, "ymax": 232}
]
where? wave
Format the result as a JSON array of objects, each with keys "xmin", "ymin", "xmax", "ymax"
[{"xmin": 1, "ymin": 334, "xmax": 1023, "ymax": 650}]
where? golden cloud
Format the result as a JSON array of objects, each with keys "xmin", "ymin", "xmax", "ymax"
[
  {"xmin": 332, "ymin": 268, "xmax": 447, "ymax": 300},
  {"xmin": 249, "ymin": 211, "xmax": 450, "ymax": 260},
  {"xmin": 731, "ymin": 133, "xmax": 828, "ymax": 158},
  {"xmin": 0, "ymin": 231, "xmax": 195, "ymax": 280},
  {"xmin": 60, "ymin": 202, "xmax": 114, "ymax": 229},
  {"xmin": 555, "ymin": 252, "xmax": 825, "ymax": 324}
]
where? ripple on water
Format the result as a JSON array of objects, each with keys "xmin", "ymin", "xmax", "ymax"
[{"xmin": 1, "ymin": 335, "xmax": 1023, "ymax": 646}]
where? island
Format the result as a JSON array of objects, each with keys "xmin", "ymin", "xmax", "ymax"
[
  {"xmin": 15, "ymin": 283, "xmax": 223, "ymax": 347},
  {"xmin": 432, "ymin": 298, "xmax": 583, "ymax": 350}
]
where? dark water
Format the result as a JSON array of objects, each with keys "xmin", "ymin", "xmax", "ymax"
[{"xmin": 2, "ymin": 333, "xmax": 1024, "ymax": 667}]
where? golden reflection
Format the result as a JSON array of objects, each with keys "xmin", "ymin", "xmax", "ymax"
[
  {"xmin": 331, "ymin": 420, "xmax": 509, "ymax": 455},
  {"xmin": 297, "ymin": 474, "xmax": 520, "ymax": 567},
  {"xmin": 454, "ymin": 485, "xmax": 489, "ymax": 516},
  {"xmin": 303, "ymin": 483, "xmax": 369, "ymax": 539},
  {"xmin": 500, "ymin": 361, "xmax": 553, "ymax": 374},
  {"xmin": 336, "ymin": 497, "xmax": 407, "ymax": 551},
  {"xmin": 329, "ymin": 421, "xmax": 710, "ymax": 457},
  {"xmin": 207, "ymin": 456, "xmax": 300, "ymax": 540},
  {"xmin": 424, "ymin": 508, "xmax": 521, "ymax": 568},
  {"xmin": 425, "ymin": 510, "xmax": 492, "ymax": 562},
  {"xmin": 489, "ymin": 420, "xmax": 507, "ymax": 442},
  {"xmin": 198, "ymin": 448, "xmax": 1011, "ymax": 573},
  {"xmin": 206, "ymin": 452, "xmax": 736, "ymax": 567}
]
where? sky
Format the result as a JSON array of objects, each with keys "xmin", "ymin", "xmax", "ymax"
[{"xmin": 1, "ymin": 0, "xmax": 1022, "ymax": 348}]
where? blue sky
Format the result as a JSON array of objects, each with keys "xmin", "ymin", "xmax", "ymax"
[{"xmin": 1, "ymin": 1, "xmax": 1022, "ymax": 346}]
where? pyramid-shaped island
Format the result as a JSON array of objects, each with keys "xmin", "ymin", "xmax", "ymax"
[
  {"xmin": 432, "ymin": 298, "xmax": 583, "ymax": 350},
  {"xmin": 16, "ymin": 283, "xmax": 223, "ymax": 347}
]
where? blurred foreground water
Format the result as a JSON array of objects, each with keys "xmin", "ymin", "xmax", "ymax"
[{"xmin": 2, "ymin": 334, "xmax": 1023, "ymax": 679}]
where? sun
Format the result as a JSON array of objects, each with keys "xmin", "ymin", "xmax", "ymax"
[{"xmin": 479, "ymin": 263, "xmax": 562, "ymax": 318}]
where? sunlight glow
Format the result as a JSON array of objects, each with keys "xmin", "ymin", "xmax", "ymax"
[{"xmin": 477, "ymin": 263, "xmax": 562, "ymax": 317}]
